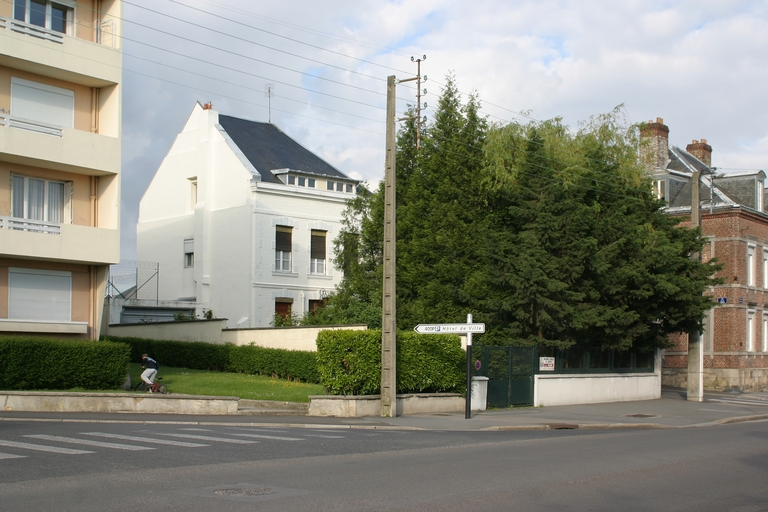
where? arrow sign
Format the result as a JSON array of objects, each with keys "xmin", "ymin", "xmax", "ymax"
[{"xmin": 414, "ymin": 323, "xmax": 485, "ymax": 334}]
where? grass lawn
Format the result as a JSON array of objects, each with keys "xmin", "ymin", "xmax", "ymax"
[{"xmin": 128, "ymin": 364, "xmax": 325, "ymax": 402}]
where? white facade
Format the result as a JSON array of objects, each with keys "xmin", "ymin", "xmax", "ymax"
[{"xmin": 137, "ymin": 104, "xmax": 356, "ymax": 328}]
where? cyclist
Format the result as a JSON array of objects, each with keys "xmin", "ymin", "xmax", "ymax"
[{"xmin": 140, "ymin": 354, "xmax": 159, "ymax": 392}]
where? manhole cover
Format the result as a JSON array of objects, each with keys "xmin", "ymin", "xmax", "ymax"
[
  {"xmin": 624, "ymin": 414, "xmax": 658, "ymax": 418},
  {"xmin": 213, "ymin": 488, "xmax": 275, "ymax": 497}
]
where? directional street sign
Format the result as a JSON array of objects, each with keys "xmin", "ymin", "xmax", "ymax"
[{"xmin": 414, "ymin": 323, "xmax": 485, "ymax": 334}]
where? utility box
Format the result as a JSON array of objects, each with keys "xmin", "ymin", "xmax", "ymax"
[{"xmin": 471, "ymin": 376, "xmax": 489, "ymax": 411}]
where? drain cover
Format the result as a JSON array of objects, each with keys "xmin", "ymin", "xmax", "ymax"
[
  {"xmin": 213, "ymin": 488, "xmax": 275, "ymax": 497},
  {"xmin": 625, "ymin": 414, "xmax": 658, "ymax": 418}
]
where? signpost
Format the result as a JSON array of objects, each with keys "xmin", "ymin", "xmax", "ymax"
[{"xmin": 414, "ymin": 316, "xmax": 485, "ymax": 419}]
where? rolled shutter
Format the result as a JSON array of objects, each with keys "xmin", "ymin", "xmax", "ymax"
[
  {"xmin": 311, "ymin": 230, "xmax": 326, "ymax": 259},
  {"xmin": 276, "ymin": 226, "xmax": 292, "ymax": 252}
]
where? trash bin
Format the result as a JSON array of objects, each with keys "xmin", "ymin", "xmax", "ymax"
[{"xmin": 471, "ymin": 376, "xmax": 489, "ymax": 411}]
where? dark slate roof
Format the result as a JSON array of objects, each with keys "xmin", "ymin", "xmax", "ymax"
[{"xmin": 218, "ymin": 115, "xmax": 353, "ymax": 184}]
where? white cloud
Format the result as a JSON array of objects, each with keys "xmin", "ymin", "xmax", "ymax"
[{"xmin": 120, "ymin": 0, "xmax": 768, "ymax": 258}]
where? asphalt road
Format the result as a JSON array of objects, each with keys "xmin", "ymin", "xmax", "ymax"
[{"xmin": 0, "ymin": 418, "xmax": 767, "ymax": 511}]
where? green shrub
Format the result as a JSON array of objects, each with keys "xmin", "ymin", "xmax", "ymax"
[
  {"xmin": 0, "ymin": 336, "xmax": 129, "ymax": 390},
  {"xmin": 104, "ymin": 336, "xmax": 320, "ymax": 383},
  {"xmin": 316, "ymin": 330, "xmax": 465, "ymax": 395},
  {"xmin": 229, "ymin": 344, "xmax": 318, "ymax": 382}
]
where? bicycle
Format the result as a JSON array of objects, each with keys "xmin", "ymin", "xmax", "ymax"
[{"xmin": 135, "ymin": 376, "xmax": 168, "ymax": 394}]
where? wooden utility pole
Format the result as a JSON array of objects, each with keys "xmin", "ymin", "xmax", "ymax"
[
  {"xmin": 687, "ymin": 170, "xmax": 704, "ymax": 402},
  {"xmin": 381, "ymin": 75, "xmax": 397, "ymax": 417}
]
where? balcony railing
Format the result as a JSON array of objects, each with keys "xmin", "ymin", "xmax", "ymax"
[
  {"xmin": 0, "ymin": 113, "xmax": 63, "ymax": 137},
  {"xmin": 0, "ymin": 216, "xmax": 61, "ymax": 235},
  {"xmin": 1, "ymin": 15, "xmax": 116, "ymax": 48},
  {"xmin": 1, "ymin": 16, "xmax": 64, "ymax": 44}
]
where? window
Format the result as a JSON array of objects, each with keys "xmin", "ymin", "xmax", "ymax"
[
  {"xmin": 308, "ymin": 178, "xmax": 315, "ymax": 188},
  {"xmin": 11, "ymin": 77, "xmax": 74, "ymax": 128},
  {"xmin": 326, "ymin": 181, "xmax": 334, "ymax": 191},
  {"xmin": 9, "ymin": 267, "xmax": 71, "ymax": 321},
  {"xmin": 189, "ymin": 178, "xmax": 198, "ymax": 210},
  {"xmin": 310, "ymin": 230, "xmax": 327, "ymax": 274},
  {"xmin": 763, "ymin": 315, "xmax": 768, "ymax": 352},
  {"xmin": 275, "ymin": 300, "xmax": 292, "ymax": 322},
  {"xmin": 309, "ymin": 299, "xmax": 327, "ymax": 314},
  {"xmin": 298, "ymin": 177, "xmax": 306, "ymax": 187},
  {"xmin": 183, "ymin": 239, "xmax": 194, "ymax": 268},
  {"xmin": 748, "ymin": 245, "xmax": 756, "ymax": 286},
  {"xmin": 764, "ymin": 250, "xmax": 768, "ymax": 288},
  {"xmin": 14, "ymin": 0, "xmax": 73, "ymax": 34},
  {"xmin": 287, "ymin": 175, "xmax": 295, "ymax": 185},
  {"xmin": 11, "ymin": 174, "xmax": 68, "ymax": 223},
  {"xmin": 336, "ymin": 182, "xmax": 343, "ymax": 192},
  {"xmin": 346, "ymin": 183, "xmax": 353, "ymax": 193},
  {"xmin": 275, "ymin": 226, "xmax": 292, "ymax": 272},
  {"xmin": 747, "ymin": 310, "xmax": 756, "ymax": 352}
]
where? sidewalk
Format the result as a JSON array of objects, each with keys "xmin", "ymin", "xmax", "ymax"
[{"xmin": 2, "ymin": 388, "xmax": 767, "ymax": 431}]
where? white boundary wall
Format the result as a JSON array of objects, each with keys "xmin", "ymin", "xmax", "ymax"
[{"xmin": 105, "ymin": 320, "xmax": 366, "ymax": 351}]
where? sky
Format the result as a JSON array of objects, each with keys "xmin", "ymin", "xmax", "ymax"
[{"xmin": 119, "ymin": 0, "xmax": 768, "ymax": 260}]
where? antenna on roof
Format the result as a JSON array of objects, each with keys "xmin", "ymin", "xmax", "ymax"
[{"xmin": 265, "ymin": 83, "xmax": 273, "ymax": 123}]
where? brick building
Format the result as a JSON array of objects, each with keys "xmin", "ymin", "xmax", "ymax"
[{"xmin": 643, "ymin": 118, "xmax": 768, "ymax": 391}]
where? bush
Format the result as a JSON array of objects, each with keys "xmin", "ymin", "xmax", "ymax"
[
  {"xmin": 0, "ymin": 336, "xmax": 129, "ymax": 390},
  {"xmin": 104, "ymin": 336, "xmax": 319, "ymax": 383},
  {"xmin": 316, "ymin": 330, "xmax": 465, "ymax": 395}
]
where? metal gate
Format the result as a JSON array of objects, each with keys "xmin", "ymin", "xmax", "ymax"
[{"xmin": 482, "ymin": 346, "xmax": 535, "ymax": 408}]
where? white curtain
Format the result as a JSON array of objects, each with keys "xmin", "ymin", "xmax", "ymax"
[
  {"xmin": 27, "ymin": 178, "xmax": 44, "ymax": 221},
  {"xmin": 12, "ymin": 175, "xmax": 24, "ymax": 218},
  {"xmin": 48, "ymin": 181, "xmax": 65, "ymax": 223}
]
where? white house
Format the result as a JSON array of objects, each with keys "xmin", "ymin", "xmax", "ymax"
[{"xmin": 136, "ymin": 102, "xmax": 359, "ymax": 328}]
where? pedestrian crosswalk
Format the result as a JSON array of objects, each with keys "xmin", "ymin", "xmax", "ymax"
[{"xmin": 0, "ymin": 427, "xmax": 350, "ymax": 461}]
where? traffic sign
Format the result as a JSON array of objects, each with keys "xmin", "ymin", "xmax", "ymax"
[{"xmin": 414, "ymin": 323, "xmax": 485, "ymax": 334}]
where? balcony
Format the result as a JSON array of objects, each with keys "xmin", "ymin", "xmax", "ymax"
[
  {"xmin": 0, "ymin": 217, "xmax": 119, "ymax": 265},
  {"xmin": 0, "ymin": 16, "xmax": 121, "ymax": 87},
  {"xmin": 0, "ymin": 113, "xmax": 119, "ymax": 175}
]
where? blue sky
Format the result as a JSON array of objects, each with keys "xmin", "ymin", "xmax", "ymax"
[{"xmin": 119, "ymin": 0, "xmax": 768, "ymax": 259}]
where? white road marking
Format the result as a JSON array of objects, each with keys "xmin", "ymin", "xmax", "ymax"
[
  {"xmin": 82, "ymin": 433, "xmax": 209, "ymax": 447},
  {"xmin": 709, "ymin": 398, "xmax": 768, "ymax": 407},
  {"xmin": 157, "ymin": 433, "xmax": 257, "ymax": 444},
  {"xmin": 304, "ymin": 434, "xmax": 345, "ymax": 439},
  {"xmin": 178, "ymin": 428, "xmax": 212, "ymax": 431},
  {"xmin": 24, "ymin": 435, "xmax": 154, "ymax": 451},
  {"xmin": 231, "ymin": 433, "xmax": 305, "ymax": 441},
  {"xmin": 0, "ymin": 440, "xmax": 93, "ymax": 454},
  {"xmin": 0, "ymin": 452, "xmax": 26, "ymax": 459}
]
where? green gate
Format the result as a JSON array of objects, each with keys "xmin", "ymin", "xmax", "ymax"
[{"xmin": 482, "ymin": 346, "xmax": 535, "ymax": 407}]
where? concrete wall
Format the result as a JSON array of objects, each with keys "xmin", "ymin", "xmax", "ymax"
[
  {"xmin": 105, "ymin": 320, "xmax": 367, "ymax": 351},
  {"xmin": 308, "ymin": 393, "xmax": 464, "ymax": 417},
  {"xmin": 534, "ymin": 372, "xmax": 661, "ymax": 407}
]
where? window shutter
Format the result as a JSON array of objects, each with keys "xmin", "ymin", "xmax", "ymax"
[
  {"xmin": 311, "ymin": 230, "xmax": 326, "ymax": 259},
  {"xmin": 276, "ymin": 226, "xmax": 292, "ymax": 252}
]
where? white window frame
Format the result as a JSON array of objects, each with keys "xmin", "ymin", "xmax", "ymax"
[
  {"xmin": 763, "ymin": 249, "xmax": 768, "ymax": 289},
  {"xmin": 11, "ymin": 173, "xmax": 71, "ymax": 224},
  {"xmin": 747, "ymin": 244, "xmax": 755, "ymax": 286},
  {"xmin": 747, "ymin": 310, "xmax": 756, "ymax": 352},
  {"xmin": 763, "ymin": 314, "xmax": 768, "ymax": 352},
  {"xmin": 13, "ymin": 0, "xmax": 75, "ymax": 35},
  {"xmin": 274, "ymin": 226, "xmax": 293, "ymax": 273}
]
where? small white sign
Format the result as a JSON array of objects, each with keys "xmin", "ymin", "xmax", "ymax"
[
  {"xmin": 414, "ymin": 323, "xmax": 486, "ymax": 334},
  {"xmin": 539, "ymin": 357, "xmax": 555, "ymax": 371}
]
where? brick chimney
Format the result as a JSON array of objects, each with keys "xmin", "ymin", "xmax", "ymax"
[
  {"xmin": 686, "ymin": 139, "xmax": 712, "ymax": 167},
  {"xmin": 640, "ymin": 117, "xmax": 669, "ymax": 171},
  {"xmin": 203, "ymin": 102, "xmax": 213, "ymax": 110}
]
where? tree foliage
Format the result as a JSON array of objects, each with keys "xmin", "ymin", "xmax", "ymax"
[{"xmin": 322, "ymin": 79, "xmax": 720, "ymax": 352}]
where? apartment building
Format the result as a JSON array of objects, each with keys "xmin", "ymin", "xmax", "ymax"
[
  {"xmin": 0, "ymin": 0, "xmax": 122, "ymax": 339},
  {"xmin": 643, "ymin": 118, "xmax": 768, "ymax": 391}
]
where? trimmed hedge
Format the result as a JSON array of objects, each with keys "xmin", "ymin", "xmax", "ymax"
[
  {"xmin": 0, "ymin": 336, "xmax": 130, "ymax": 390},
  {"xmin": 316, "ymin": 330, "xmax": 465, "ymax": 395},
  {"xmin": 104, "ymin": 336, "xmax": 319, "ymax": 383}
]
